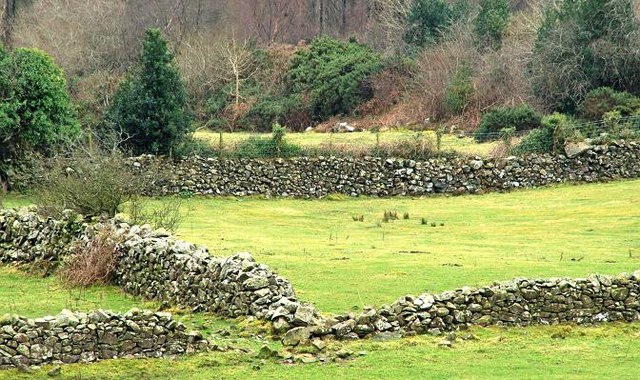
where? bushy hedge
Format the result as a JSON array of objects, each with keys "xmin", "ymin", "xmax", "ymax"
[
  {"xmin": 0, "ymin": 47, "xmax": 79, "ymax": 156},
  {"xmin": 0, "ymin": 46, "xmax": 79, "ymax": 187},
  {"xmin": 474, "ymin": 105, "xmax": 542, "ymax": 142},
  {"xmin": 287, "ymin": 37, "xmax": 382, "ymax": 121},
  {"xmin": 514, "ymin": 113, "xmax": 576, "ymax": 154}
]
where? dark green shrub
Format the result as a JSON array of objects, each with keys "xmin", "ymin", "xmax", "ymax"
[
  {"xmin": 0, "ymin": 46, "xmax": 79, "ymax": 189},
  {"xmin": 474, "ymin": 0, "xmax": 510, "ymax": 50},
  {"xmin": 404, "ymin": 0, "xmax": 471, "ymax": 47},
  {"xmin": 288, "ymin": 37, "xmax": 382, "ymax": 121},
  {"xmin": 514, "ymin": 113, "xmax": 577, "ymax": 154},
  {"xmin": 578, "ymin": 87, "xmax": 640, "ymax": 121},
  {"xmin": 0, "ymin": 47, "xmax": 79, "ymax": 161},
  {"xmin": 475, "ymin": 105, "xmax": 542, "ymax": 142},
  {"xmin": 108, "ymin": 28, "xmax": 192, "ymax": 155}
]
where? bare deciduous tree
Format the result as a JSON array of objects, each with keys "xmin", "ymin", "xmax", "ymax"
[{"xmin": 365, "ymin": 0, "xmax": 414, "ymax": 53}]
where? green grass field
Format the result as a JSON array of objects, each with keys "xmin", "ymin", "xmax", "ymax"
[
  {"xmin": 194, "ymin": 129, "xmax": 499, "ymax": 157},
  {"xmin": 2, "ymin": 179, "xmax": 640, "ymax": 379},
  {"xmin": 173, "ymin": 180, "xmax": 640, "ymax": 313}
]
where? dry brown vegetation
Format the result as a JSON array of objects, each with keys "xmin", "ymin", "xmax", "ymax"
[{"xmin": 59, "ymin": 225, "xmax": 120, "ymax": 287}]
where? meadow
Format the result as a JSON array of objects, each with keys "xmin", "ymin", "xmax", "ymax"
[
  {"xmin": 193, "ymin": 129, "xmax": 500, "ymax": 157},
  {"xmin": 1, "ymin": 179, "xmax": 640, "ymax": 379}
]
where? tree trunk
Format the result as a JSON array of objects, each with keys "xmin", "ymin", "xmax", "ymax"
[
  {"xmin": 341, "ymin": 0, "xmax": 347, "ymax": 36},
  {"xmin": 2, "ymin": 0, "xmax": 16, "ymax": 48}
]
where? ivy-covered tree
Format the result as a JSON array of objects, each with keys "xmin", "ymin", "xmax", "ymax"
[
  {"xmin": 288, "ymin": 37, "xmax": 382, "ymax": 120},
  {"xmin": 403, "ymin": 0, "xmax": 471, "ymax": 48},
  {"xmin": 0, "ymin": 46, "xmax": 79, "ymax": 161},
  {"xmin": 108, "ymin": 28, "xmax": 191, "ymax": 155},
  {"xmin": 474, "ymin": 0, "xmax": 510, "ymax": 50}
]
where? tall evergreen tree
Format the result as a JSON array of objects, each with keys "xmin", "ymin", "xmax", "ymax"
[{"xmin": 108, "ymin": 28, "xmax": 191, "ymax": 155}]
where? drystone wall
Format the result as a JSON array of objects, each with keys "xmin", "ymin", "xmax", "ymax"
[
  {"xmin": 0, "ymin": 207, "xmax": 85, "ymax": 274},
  {"xmin": 129, "ymin": 141, "xmax": 640, "ymax": 197},
  {"xmin": 0, "ymin": 208, "xmax": 303, "ymax": 325},
  {"xmin": 4, "ymin": 209, "xmax": 640, "ymax": 352},
  {"xmin": 281, "ymin": 273, "xmax": 640, "ymax": 345},
  {"xmin": 0, "ymin": 308, "xmax": 208, "ymax": 369},
  {"xmin": 113, "ymin": 224, "xmax": 299, "ymax": 320}
]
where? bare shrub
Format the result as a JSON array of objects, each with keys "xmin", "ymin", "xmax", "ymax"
[
  {"xmin": 36, "ymin": 149, "xmax": 143, "ymax": 219},
  {"xmin": 365, "ymin": 0, "xmax": 413, "ymax": 54},
  {"xmin": 469, "ymin": 6, "xmax": 540, "ymax": 113},
  {"xmin": 408, "ymin": 22, "xmax": 478, "ymax": 125},
  {"xmin": 59, "ymin": 225, "xmax": 120, "ymax": 287},
  {"xmin": 129, "ymin": 196, "xmax": 184, "ymax": 232},
  {"xmin": 355, "ymin": 66, "xmax": 407, "ymax": 117},
  {"xmin": 13, "ymin": 0, "xmax": 132, "ymax": 76}
]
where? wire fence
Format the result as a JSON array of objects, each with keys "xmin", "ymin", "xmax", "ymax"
[{"xmin": 193, "ymin": 114, "xmax": 640, "ymax": 159}]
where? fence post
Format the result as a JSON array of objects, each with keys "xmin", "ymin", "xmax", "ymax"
[{"xmin": 218, "ymin": 131, "xmax": 224, "ymax": 155}]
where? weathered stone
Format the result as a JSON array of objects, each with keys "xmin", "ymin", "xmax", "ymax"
[
  {"xmin": 293, "ymin": 305, "xmax": 317, "ymax": 326},
  {"xmin": 332, "ymin": 320, "xmax": 356, "ymax": 337},
  {"xmin": 282, "ymin": 327, "xmax": 312, "ymax": 346}
]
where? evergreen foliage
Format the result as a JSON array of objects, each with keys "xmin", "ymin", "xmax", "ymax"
[
  {"xmin": 445, "ymin": 62, "xmax": 474, "ymax": 115},
  {"xmin": 0, "ymin": 46, "xmax": 79, "ymax": 169},
  {"xmin": 475, "ymin": 104, "xmax": 542, "ymax": 142},
  {"xmin": 474, "ymin": 0, "xmax": 510, "ymax": 50},
  {"xmin": 515, "ymin": 113, "xmax": 576, "ymax": 154},
  {"xmin": 287, "ymin": 37, "xmax": 382, "ymax": 120},
  {"xmin": 404, "ymin": 0, "xmax": 471, "ymax": 47},
  {"xmin": 108, "ymin": 28, "xmax": 191, "ymax": 155}
]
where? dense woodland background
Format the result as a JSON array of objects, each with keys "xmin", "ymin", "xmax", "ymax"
[
  {"xmin": 1, "ymin": 0, "xmax": 640, "ymax": 164},
  {"xmin": 0, "ymin": 0, "xmax": 635, "ymax": 130}
]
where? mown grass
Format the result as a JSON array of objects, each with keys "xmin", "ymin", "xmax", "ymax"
[{"xmin": 194, "ymin": 129, "xmax": 498, "ymax": 157}]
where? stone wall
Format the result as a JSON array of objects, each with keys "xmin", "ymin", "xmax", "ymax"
[
  {"xmin": 0, "ymin": 209, "xmax": 304, "ymax": 325},
  {"xmin": 113, "ymin": 223, "xmax": 300, "ymax": 321},
  {"xmin": 283, "ymin": 273, "xmax": 640, "ymax": 345},
  {"xmin": 4, "ymin": 209, "xmax": 640, "ymax": 353},
  {"xmin": 0, "ymin": 207, "xmax": 85, "ymax": 274},
  {"xmin": 0, "ymin": 308, "xmax": 208, "ymax": 369},
  {"xmin": 130, "ymin": 141, "xmax": 640, "ymax": 197}
]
